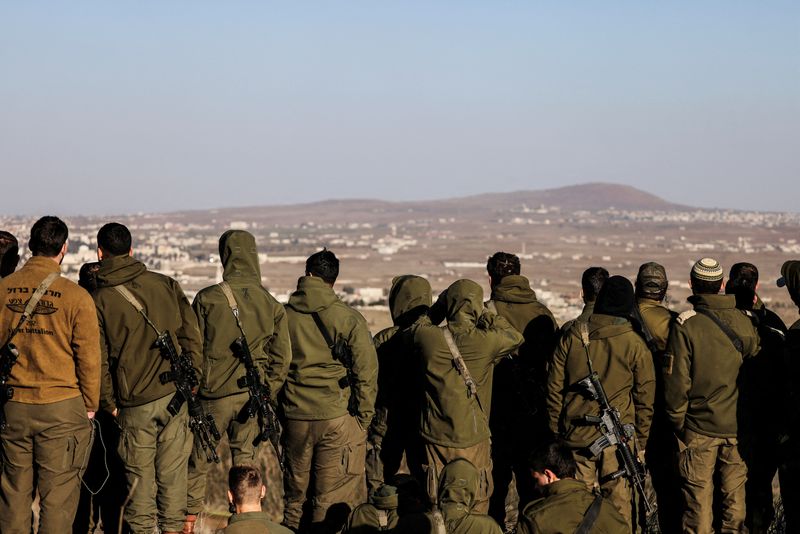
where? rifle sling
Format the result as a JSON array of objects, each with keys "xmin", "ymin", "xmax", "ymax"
[
  {"xmin": 441, "ymin": 326, "xmax": 485, "ymax": 413},
  {"xmin": 311, "ymin": 312, "xmax": 336, "ymax": 349},
  {"xmin": 3, "ymin": 272, "xmax": 60, "ymax": 347},
  {"xmin": 218, "ymin": 281, "xmax": 246, "ymax": 337},
  {"xmin": 694, "ymin": 308, "xmax": 744, "ymax": 354},
  {"xmin": 574, "ymin": 493, "xmax": 604, "ymax": 534},
  {"xmin": 113, "ymin": 285, "xmax": 162, "ymax": 337}
]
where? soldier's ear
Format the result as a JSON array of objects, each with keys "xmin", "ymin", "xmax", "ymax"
[
  {"xmin": 260, "ymin": 485, "xmax": 267, "ymax": 500},
  {"xmin": 227, "ymin": 489, "xmax": 234, "ymax": 505}
]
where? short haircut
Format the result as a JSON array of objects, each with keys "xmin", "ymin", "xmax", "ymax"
[
  {"xmin": 79, "ymin": 262, "xmax": 101, "ymax": 293},
  {"xmin": 727, "ymin": 262, "xmax": 759, "ymax": 309},
  {"xmin": 581, "ymin": 267, "xmax": 610, "ymax": 302},
  {"xmin": 529, "ymin": 440, "xmax": 577, "ymax": 479},
  {"xmin": 228, "ymin": 465, "xmax": 263, "ymax": 506},
  {"xmin": 0, "ymin": 231, "xmax": 18, "ymax": 256},
  {"xmin": 691, "ymin": 274, "xmax": 723, "ymax": 295},
  {"xmin": 97, "ymin": 223, "xmax": 132, "ymax": 257},
  {"xmin": 487, "ymin": 252, "xmax": 521, "ymax": 285},
  {"xmin": 28, "ymin": 216, "xmax": 68, "ymax": 257},
  {"xmin": 306, "ymin": 249, "xmax": 339, "ymax": 284}
]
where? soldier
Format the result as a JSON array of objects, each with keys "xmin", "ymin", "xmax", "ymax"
[
  {"xmin": 185, "ymin": 230, "xmax": 291, "ymax": 532},
  {"xmin": 633, "ymin": 262, "xmax": 679, "ymax": 533},
  {"xmin": 409, "ymin": 279, "xmax": 523, "ymax": 514},
  {"xmin": 0, "ymin": 216, "xmax": 100, "ymax": 533},
  {"xmin": 560, "ymin": 267, "xmax": 609, "ymax": 334},
  {"xmin": 281, "ymin": 249, "xmax": 378, "ymax": 532},
  {"xmin": 516, "ymin": 441, "xmax": 628, "ymax": 534},
  {"xmin": 224, "ymin": 464, "xmax": 292, "ymax": 534},
  {"xmin": 726, "ymin": 262, "xmax": 787, "ymax": 533},
  {"xmin": 368, "ymin": 275, "xmax": 431, "ymax": 493},
  {"xmin": 428, "ymin": 459, "xmax": 503, "ymax": 534},
  {"xmin": 0, "ymin": 230, "xmax": 20, "ymax": 278},
  {"xmin": 547, "ymin": 275, "xmax": 655, "ymax": 531},
  {"xmin": 663, "ymin": 258, "xmax": 759, "ymax": 533},
  {"xmin": 483, "ymin": 252, "xmax": 558, "ymax": 528},
  {"xmin": 341, "ymin": 474, "xmax": 431, "ymax": 533},
  {"xmin": 93, "ymin": 222, "xmax": 203, "ymax": 534},
  {"xmin": 776, "ymin": 260, "xmax": 800, "ymax": 533}
]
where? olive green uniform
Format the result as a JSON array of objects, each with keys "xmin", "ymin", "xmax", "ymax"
[
  {"xmin": 517, "ymin": 478, "xmax": 629, "ymax": 534},
  {"xmin": 0, "ymin": 256, "xmax": 100, "ymax": 534},
  {"xmin": 663, "ymin": 294, "xmax": 760, "ymax": 534},
  {"xmin": 187, "ymin": 231, "xmax": 291, "ymax": 515},
  {"xmin": 281, "ymin": 276, "xmax": 378, "ymax": 530},
  {"xmin": 547, "ymin": 314, "xmax": 655, "ymax": 531},
  {"xmin": 341, "ymin": 483, "xmax": 431, "ymax": 533},
  {"xmin": 94, "ymin": 255, "xmax": 203, "ymax": 533},
  {"xmin": 431, "ymin": 458, "xmax": 503, "ymax": 534},
  {"xmin": 782, "ymin": 317, "xmax": 800, "ymax": 534},
  {"xmin": 485, "ymin": 275, "xmax": 558, "ymax": 526},
  {"xmin": 408, "ymin": 279, "xmax": 524, "ymax": 514},
  {"xmin": 223, "ymin": 511, "xmax": 294, "ymax": 533},
  {"xmin": 636, "ymin": 298, "xmax": 680, "ymax": 533},
  {"xmin": 368, "ymin": 275, "xmax": 431, "ymax": 493}
]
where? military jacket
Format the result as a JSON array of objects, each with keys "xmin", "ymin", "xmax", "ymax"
[
  {"xmin": 663, "ymin": 294, "xmax": 760, "ymax": 438},
  {"xmin": 435, "ymin": 459, "xmax": 503, "ymax": 534},
  {"xmin": 637, "ymin": 299, "xmax": 675, "ymax": 352},
  {"xmin": 223, "ymin": 511, "xmax": 293, "ymax": 533}
]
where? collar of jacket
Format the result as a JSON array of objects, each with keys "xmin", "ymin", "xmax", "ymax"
[
  {"xmin": 688, "ymin": 293, "xmax": 736, "ymax": 310},
  {"xmin": 96, "ymin": 255, "xmax": 147, "ymax": 288},
  {"xmin": 490, "ymin": 275, "xmax": 538, "ymax": 304},
  {"xmin": 227, "ymin": 511, "xmax": 270, "ymax": 525},
  {"xmin": 543, "ymin": 478, "xmax": 592, "ymax": 497},
  {"xmin": 587, "ymin": 313, "xmax": 633, "ymax": 339},
  {"xmin": 287, "ymin": 275, "xmax": 338, "ymax": 313},
  {"xmin": 637, "ymin": 298, "xmax": 664, "ymax": 311},
  {"xmin": 22, "ymin": 256, "xmax": 61, "ymax": 274}
]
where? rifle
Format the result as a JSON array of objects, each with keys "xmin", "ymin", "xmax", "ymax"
[
  {"xmin": 231, "ymin": 336, "xmax": 284, "ymax": 469},
  {"xmin": 156, "ymin": 331, "xmax": 221, "ymax": 463},
  {"xmin": 576, "ymin": 322, "xmax": 653, "ymax": 516},
  {"xmin": 313, "ymin": 313, "xmax": 359, "ymax": 416},
  {"xmin": 0, "ymin": 343, "xmax": 19, "ymax": 431}
]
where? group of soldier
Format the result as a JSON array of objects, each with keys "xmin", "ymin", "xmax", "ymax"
[{"xmin": 0, "ymin": 217, "xmax": 799, "ymax": 534}]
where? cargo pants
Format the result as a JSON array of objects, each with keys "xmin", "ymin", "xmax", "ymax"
[
  {"xmin": 117, "ymin": 394, "xmax": 192, "ymax": 534},
  {"xmin": 676, "ymin": 429, "xmax": 747, "ymax": 534},
  {"xmin": 282, "ymin": 414, "xmax": 367, "ymax": 531},
  {"xmin": 187, "ymin": 392, "xmax": 261, "ymax": 514},
  {"xmin": 0, "ymin": 396, "xmax": 92, "ymax": 534},
  {"xmin": 423, "ymin": 438, "xmax": 494, "ymax": 514},
  {"xmin": 573, "ymin": 445, "xmax": 637, "ymax": 534}
]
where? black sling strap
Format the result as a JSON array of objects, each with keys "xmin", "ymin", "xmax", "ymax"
[
  {"xmin": 311, "ymin": 312, "xmax": 335, "ymax": 349},
  {"xmin": 575, "ymin": 493, "xmax": 604, "ymax": 534},
  {"xmin": 694, "ymin": 308, "xmax": 744, "ymax": 354}
]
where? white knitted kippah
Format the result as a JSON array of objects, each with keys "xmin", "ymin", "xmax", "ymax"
[{"xmin": 692, "ymin": 257, "xmax": 723, "ymax": 282}]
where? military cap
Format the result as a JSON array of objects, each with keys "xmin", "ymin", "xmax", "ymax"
[{"xmin": 636, "ymin": 262, "xmax": 668, "ymax": 295}]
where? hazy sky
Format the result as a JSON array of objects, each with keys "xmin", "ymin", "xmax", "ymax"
[{"xmin": 1, "ymin": 1, "xmax": 798, "ymax": 216}]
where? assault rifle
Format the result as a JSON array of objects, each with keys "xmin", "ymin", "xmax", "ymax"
[
  {"xmin": 0, "ymin": 342, "xmax": 19, "ymax": 431},
  {"xmin": 577, "ymin": 323, "xmax": 653, "ymax": 516},
  {"xmin": 312, "ymin": 313, "xmax": 359, "ymax": 416},
  {"xmin": 231, "ymin": 336, "xmax": 283, "ymax": 469},
  {"xmin": 156, "ymin": 331, "xmax": 221, "ymax": 463}
]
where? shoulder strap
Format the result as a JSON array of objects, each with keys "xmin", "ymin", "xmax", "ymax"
[
  {"xmin": 430, "ymin": 510, "xmax": 446, "ymax": 534},
  {"xmin": 113, "ymin": 285, "xmax": 161, "ymax": 336},
  {"xmin": 574, "ymin": 493, "xmax": 604, "ymax": 534},
  {"xmin": 578, "ymin": 321, "xmax": 591, "ymax": 348},
  {"xmin": 441, "ymin": 326, "xmax": 483, "ymax": 411},
  {"xmin": 4, "ymin": 272, "xmax": 60, "ymax": 346},
  {"xmin": 694, "ymin": 308, "xmax": 744, "ymax": 353},
  {"xmin": 312, "ymin": 311, "xmax": 336, "ymax": 349},
  {"xmin": 376, "ymin": 509, "xmax": 389, "ymax": 530},
  {"xmin": 218, "ymin": 281, "xmax": 246, "ymax": 336}
]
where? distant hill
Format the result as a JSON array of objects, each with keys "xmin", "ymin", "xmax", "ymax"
[{"xmin": 164, "ymin": 182, "xmax": 685, "ymax": 225}]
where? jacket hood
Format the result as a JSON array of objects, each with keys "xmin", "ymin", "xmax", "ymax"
[
  {"xmin": 587, "ymin": 313, "xmax": 634, "ymax": 340},
  {"xmin": 287, "ymin": 275, "xmax": 338, "ymax": 313},
  {"xmin": 388, "ymin": 275, "xmax": 432, "ymax": 326},
  {"xmin": 438, "ymin": 458, "xmax": 479, "ymax": 517},
  {"xmin": 96, "ymin": 255, "xmax": 147, "ymax": 288},
  {"xmin": 220, "ymin": 230, "xmax": 261, "ymax": 282},
  {"xmin": 490, "ymin": 275, "xmax": 538, "ymax": 304},
  {"xmin": 371, "ymin": 484, "xmax": 399, "ymax": 510},
  {"xmin": 445, "ymin": 279, "xmax": 484, "ymax": 330}
]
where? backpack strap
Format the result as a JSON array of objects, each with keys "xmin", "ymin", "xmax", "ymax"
[
  {"xmin": 694, "ymin": 308, "xmax": 744, "ymax": 353},
  {"xmin": 218, "ymin": 281, "xmax": 246, "ymax": 336},
  {"xmin": 574, "ymin": 493, "xmax": 604, "ymax": 534},
  {"xmin": 3, "ymin": 272, "xmax": 60, "ymax": 346}
]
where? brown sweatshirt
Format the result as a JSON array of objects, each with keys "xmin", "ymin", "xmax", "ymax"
[{"xmin": 0, "ymin": 256, "xmax": 101, "ymax": 410}]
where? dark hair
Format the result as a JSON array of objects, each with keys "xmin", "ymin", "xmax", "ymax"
[
  {"xmin": 0, "ymin": 231, "xmax": 20, "ymax": 277},
  {"xmin": 487, "ymin": 252, "xmax": 521, "ymax": 285},
  {"xmin": 79, "ymin": 262, "xmax": 101, "ymax": 293},
  {"xmin": 28, "ymin": 216, "xmax": 68, "ymax": 257},
  {"xmin": 0, "ymin": 231, "xmax": 17, "ymax": 256},
  {"xmin": 691, "ymin": 275, "xmax": 723, "ymax": 295},
  {"xmin": 529, "ymin": 440, "xmax": 577, "ymax": 479},
  {"xmin": 228, "ymin": 465, "xmax": 263, "ymax": 506},
  {"xmin": 581, "ymin": 267, "xmax": 609, "ymax": 302},
  {"xmin": 726, "ymin": 262, "xmax": 758, "ymax": 309},
  {"xmin": 306, "ymin": 249, "xmax": 339, "ymax": 284},
  {"xmin": 97, "ymin": 223, "xmax": 132, "ymax": 257}
]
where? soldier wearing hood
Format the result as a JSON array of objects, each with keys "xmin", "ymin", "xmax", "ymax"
[
  {"xmin": 92, "ymin": 222, "xmax": 203, "ymax": 534},
  {"xmin": 429, "ymin": 459, "xmax": 503, "ymax": 534},
  {"xmin": 408, "ymin": 278, "xmax": 524, "ymax": 514},
  {"xmin": 483, "ymin": 252, "xmax": 558, "ymax": 527},
  {"xmin": 367, "ymin": 275, "xmax": 432, "ymax": 493},
  {"xmin": 547, "ymin": 276, "xmax": 655, "ymax": 532},
  {"xmin": 185, "ymin": 230, "xmax": 292, "ymax": 532}
]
